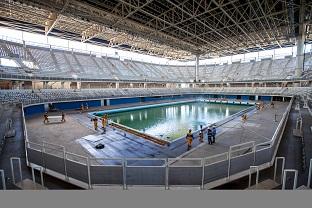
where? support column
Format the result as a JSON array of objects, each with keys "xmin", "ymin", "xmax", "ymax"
[
  {"xmin": 295, "ymin": 0, "xmax": 306, "ymax": 78},
  {"xmin": 195, "ymin": 54, "xmax": 199, "ymax": 82},
  {"xmin": 77, "ymin": 82, "xmax": 81, "ymax": 90},
  {"xmin": 116, "ymin": 82, "xmax": 119, "ymax": 89}
]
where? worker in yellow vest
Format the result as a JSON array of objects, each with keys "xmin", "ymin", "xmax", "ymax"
[
  {"xmin": 102, "ymin": 114, "xmax": 108, "ymax": 133},
  {"xmin": 186, "ymin": 129, "xmax": 194, "ymax": 151},
  {"xmin": 93, "ymin": 117, "xmax": 98, "ymax": 130}
]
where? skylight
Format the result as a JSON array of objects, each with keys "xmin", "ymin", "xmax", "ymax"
[
  {"xmin": 22, "ymin": 60, "xmax": 38, "ymax": 69},
  {"xmin": 0, "ymin": 58, "xmax": 20, "ymax": 67}
]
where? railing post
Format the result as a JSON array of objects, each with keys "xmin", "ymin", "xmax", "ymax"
[
  {"xmin": 10, "ymin": 157, "xmax": 22, "ymax": 185},
  {"xmin": 282, "ymin": 169, "xmax": 298, "ymax": 190},
  {"xmin": 228, "ymin": 149, "xmax": 232, "ymax": 179},
  {"xmin": 22, "ymin": 104, "xmax": 30, "ymax": 166},
  {"xmin": 274, "ymin": 157, "xmax": 285, "ymax": 183},
  {"xmin": 253, "ymin": 143, "xmax": 256, "ymax": 165},
  {"xmin": 87, "ymin": 157, "xmax": 92, "ymax": 190},
  {"xmin": 307, "ymin": 159, "xmax": 312, "ymax": 188},
  {"xmin": 248, "ymin": 166, "xmax": 259, "ymax": 188},
  {"xmin": 42, "ymin": 142, "xmax": 46, "ymax": 172},
  {"xmin": 63, "ymin": 148, "xmax": 68, "ymax": 181},
  {"xmin": 0, "ymin": 169, "xmax": 6, "ymax": 190},
  {"xmin": 165, "ymin": 158, "xmax": 169, "ymax": 190},
  {"xmin": 201, "ymin": 158, "xmax": 205, "ymax": 190},
  {"xmin": 123, "ymin": 158, "xmax": 127, "ymax": 190}
]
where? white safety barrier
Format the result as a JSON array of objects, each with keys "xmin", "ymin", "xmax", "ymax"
[
  {"xmin": 274, "ymin": 157, "xmax": 285, "ymax": 184},
  {"xmin": 248, "ymin": 166, "xmax": 259, "ymax": 188},
  {"xmin": 228, "ymin": 141, "xmax": 255, "ymax": 179},
  {"xmin": 0, "ymin": 169, "xmax": 6, "ymax": 190},
  {"xmin": 31, "ymin": 165, "xmax": 45, "ymax": 189},
  {"xmin": 282, "ymin": 169, "xmax": 298, "ymax": 190},
  {"xmin": 10, "ymin": 157, "xmax": 22, "ymax": 185}
]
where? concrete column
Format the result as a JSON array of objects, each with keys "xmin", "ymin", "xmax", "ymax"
[
  {"xmin": 143, "ymin": 83, "xmax": 147, "ymax": 88},
  {"xmin": 295, "ymin": 1, "xmax": 306, "ymax": 78},
  {"xmin": 61, "ymin": 82, "xmax": 65, "ymax": 89},
  {"xmin": 195, "ymin": 54, "xmax": 199, "ymax": 82},
  {"xmin": 43, "ymin": 81, "xmax": 48, "ymax": 89},
  {"xmin": 116, "ymin": 82, "xmax": 119, "ymax": 89},
  {"xmin": 44, "ymin": 103, "xmax": 49, "ymax": 112},
  {"xmin": 77, "ymin": 82, "xmax": 81, "ymax": 89},
  {"xmin": 295, "ymin": 36, "xmax": 304, "ymax": 77}
]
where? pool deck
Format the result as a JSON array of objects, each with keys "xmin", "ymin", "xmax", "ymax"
[
  {"xmin": 26, "ymin": 100, "xmax": 289, "ymax": 165},
  {"xmin": 180, "ymin": 102, "xmax": 288, "ymax": 164}
]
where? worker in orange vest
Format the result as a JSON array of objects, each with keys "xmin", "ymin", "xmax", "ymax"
[{"xmin": 186, "ymin": 129, "xmax": 194, "ymax": 151}]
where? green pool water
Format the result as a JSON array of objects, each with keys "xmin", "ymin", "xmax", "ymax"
[{"xmin": 108, "ymin": 102, "xmax": 249, "ymax": 141}]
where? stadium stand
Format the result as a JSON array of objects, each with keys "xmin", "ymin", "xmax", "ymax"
[
  {"xmin": 1, "ymin": 39, "xmax": 312, "ymax": 83},
  {"xmin": 0, "ymin": 87, "xmax": 310, "ymax": 105}
]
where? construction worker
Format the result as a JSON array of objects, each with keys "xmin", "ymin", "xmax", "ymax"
[
  {"xmin": 207, "ymin": 128, "xmax": 213, "ymax": 145},
  {"xmin": 260, "ymin": 102, "xmax": 264, "ymax": 111},
  {"xmin": 101, "ymin": 114, "xmax": 108, "ymax": 133},
  {"xmin": 80, "ymin": 104, "xmax": 84, "ymax": 113},
  {"xmin": 93, "ymin": 117, "xmax": 98, "ymax": 130},
  {"xmin": 186, "ymin": 129, "xmax": 194, "ymax": 151},
  {"xmin": 241, "ymin": 114, "xmax": 247, "ymax": 123},
  {"xmin": 199, "ymin": 125, "xmax": 204, "ymax": 143},
  {"xmin": 85, "ymin": 103, "xmax": 89, "ymax": 110},
  {"xmin": 212, "ymin": 126, "xmax": 217, "ymax": 143},
  {"xmin": 43, "ymin": 112, "xmax": 49, "ymax": 124},
  {"xmin": 270, "ymin": 101, "xmax": 275, "ymax": 108},
  {"xmin": 61, "ymin": 112, "xmax": 65, "ymax": 122}
]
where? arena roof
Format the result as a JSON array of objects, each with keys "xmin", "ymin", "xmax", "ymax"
[{"xmin": 0, "ymin": 0, "xmax": 311, "ymax": 60}]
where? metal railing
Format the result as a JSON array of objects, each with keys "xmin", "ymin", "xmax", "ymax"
[
  {"xmin": 10, "ymin": 157, "xmax": 22, "ymax": 185},
  {"xmin": 21, "ymin": 98, "xmax": 294, "ymax": 190},
  {"xmin": 307, "ymin": 158, "xmax": 312, "ymax": 188},
  {"xmin": 274, "ymin": 157, "xmax": 285, "ymax": 184},
  {"xmin": 248, "ymin": 166, "xmax": 259, "ymax": 188},
  {"xmin": 0, "ymin": 169, "xmax": 6, "ymax": 190},
  {"xmin": 282, "ymin": 169, "xmax": 298, "ymax": 190},
  {"xmin": 31, "ymin": 165, "xmax": 45, "ymax": 189}
]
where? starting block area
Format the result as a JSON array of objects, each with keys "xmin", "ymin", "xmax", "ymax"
[{"xmin": 45, "ymin": 115, "xmax": 64, "ymax": 124}]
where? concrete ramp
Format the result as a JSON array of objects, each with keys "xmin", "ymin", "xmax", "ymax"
[{"xmin": 246, "ymin": 179, "xmax": 279, "ymax": 190}]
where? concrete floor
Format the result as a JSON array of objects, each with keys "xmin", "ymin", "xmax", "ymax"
[
  {"xmin": 182, "ymin": 102, "xmax": 288, "ymax": 160},
  {"xmin": 26, "ymin": 101, "xmax": 288, "ymax": 167},
  {"xmin": 26, "ymin": 113, "xmax": 94, "ymax": 158}
]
